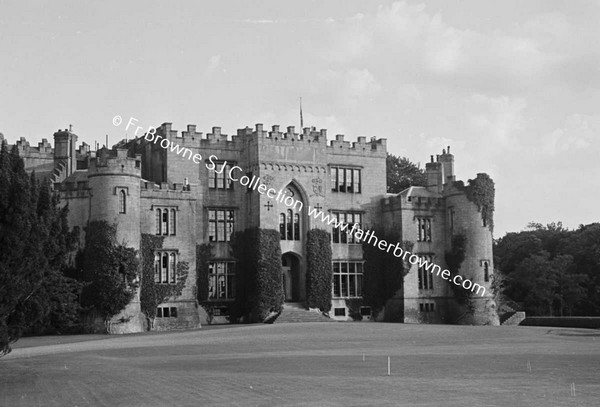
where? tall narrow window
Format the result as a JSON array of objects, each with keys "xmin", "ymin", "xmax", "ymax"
[
  {"xmin": 119, "ymin": 190, "xmax": 126, "ymax": 214},
  {"xmin": 286, "ymin": 209, "xmax": 293, "ymax": 240},
  {"xmin": 353, "ymin": 169, "xmax": 361, "ymax": 193},
  {"xmin": 345, "ymin": 169, "xmax": 353, "ymax": 193},
  {"xmin": 156, "ymin": 209, "xmax": 162, "ymax": 235},
  {"xmin": 418, "ymin": 255, "xmax": 434, "ymax": 290},
  {"xmin": 484, "ymin": 262, "xmax": 490, "ymax": 282},
  {"xmin": 294, "ymin": 214, "xmax": 300, "ymax": 240},
  {"xmin": 169, "ymin": 209, "xmax": 176, "ymax": 235},
  {"xmin": 417, "ymin": 218, "xmax": 432, "ymax": 242},
  {"xmin": 162, "ymin": 210, "xmax": 169, "ymax": 236},
  {"xmin": 169, "ymin": 253, "xmax": 176, "ymax": 283},
  {"xmin": 331, "ymin": 167, "xmax": 338, "ymax": 192},
  {"xmin": 161, "ymin": 253, "xmax": 168, "ymax": 283},
  {"xmin": 279, "ymin": 213, "xmax": 286, "ymax": 239}
]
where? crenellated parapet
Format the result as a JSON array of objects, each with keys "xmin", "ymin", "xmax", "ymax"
[
  {"xmin": 145, "ymin": 123, "xmax": 386, "ymax": 155},
  {"xmin": 89, "ymin": 148, "xmax": 141, "ymax": 177}
]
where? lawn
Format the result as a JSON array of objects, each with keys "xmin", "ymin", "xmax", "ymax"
[{"xmin": 1, "ymin": 323, "xmax": 599, "ymax": 406}]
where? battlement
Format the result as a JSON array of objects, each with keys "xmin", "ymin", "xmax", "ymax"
[
  {"xmin": 89, "ymin": 148, "xmax": 142, "ymax": 176},
  {"xmin": 150, "ymin": 123, "xmax": 386, "ymax": 154}
]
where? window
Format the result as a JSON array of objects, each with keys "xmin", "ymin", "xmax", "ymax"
[
  {"xmin": 332, "ymin": 212, "xmax": 362, "ymax": 244},
  {"xmin": 483, "ymin": 261, "xmax": 490, "ymax": 282},
  {"xmin": 169, "ymin": 209, "xmax": 176, "ymax": 235},
  {"xmin": 448, "ymin": 208, "xmax": 454, "ymax": 234},
  {"xmin": 418, "ymin": 254, "xmax": 434, "ymax": 290},
  {"xmin": 208, "ymin": 162, "xmax": 233, "ymax": 189},
  {"xmin": 417, "ymin": 218, "xmax": 432, "ymax": 242},
  {"xmin": 208, "ymin": 209, "xmax": 234, "ymax": 242},
  {"xmin": 208, "ymin": 261, "xmax": 235, "ymax": 300},
  {"xmin": 155, "ymin": 207, "xmax": 177, "ymax": 236},
  {"xmin": 332, "ymin": 261, "xmax": 363, "ymax": 298},
  {"xmin": 331, "ymin": 167, "xmax": 361, "ymax": 193},
  {"xmin": 118, "ymin": 189, "xmax": 126, "ymax": 214},
  {"xmin": 334, "ymin": 308, "xmax": 346, "ymax": 317},
  {"xmin": 360, "ymin": 306, "xmax": 371, "ymax": 316},
  {"xmin": 420, "ymin": 303, "xmax": 435, "ymax": 313},
  {"xmin": 280, "ymin": 210, "xmax": 301, "ymax": 241},
  {"xmin": 156, "ymin": 306, "xmax": 178, "ymax": 318},
  {"xmin": 154, "ymin": 251, "xmax": 178, "ymax": 284}
]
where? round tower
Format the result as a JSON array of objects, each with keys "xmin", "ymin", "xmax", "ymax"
[
  {"xmin": 445, "ymin": 181, "xmax": 498, "ymax": 326},
  {"xmin": 88, "ymin": 148, "xmax": 144, "ymax": 333}
]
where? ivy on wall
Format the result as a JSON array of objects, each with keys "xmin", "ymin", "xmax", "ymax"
[
  {"xmin": 346, "ymin": 298, "xmax": 364, "ymax": 321},
  {"xmin": 445, "ymin": 234, "xmax": 473, "ymax": 311},
  {"xmin": 362, "ymin": 227, "xmax": 413, "ymax": 315},
  {"xmin": 140, "ymin": 234, "xmax": 189, "ymax": 327},
  {"xmin": 230, "ymin": 228, "xmax": 283, "ymax": 323},
  {"xmin": 80, "ymin": 221, "xmax": 139, "ymax": 321},
  {"xmin": 306, "ymin": 229, "xmax": 333, "ymax": 312},
  {"xmin": 195, "ymin": 243, "xmax": 213, "ymax": 303},
  {"xmin": 455, "ymin": 173, "xmax": 495, "ymax": 231},
  {"xmin": 195, "ymin": 243, "xmax": 231, "ymax": 324}
]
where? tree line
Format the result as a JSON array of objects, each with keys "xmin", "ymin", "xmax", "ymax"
[{"xmin": 494, "ymin": 222, "xmax": 600, "ymax": 317}]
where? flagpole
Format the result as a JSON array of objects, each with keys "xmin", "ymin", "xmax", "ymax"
[{"xmin": 300, "ymin": 97, "xmax": 304, "ymax": 129}]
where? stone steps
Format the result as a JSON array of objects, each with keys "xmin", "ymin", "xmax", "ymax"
[{"xmin": 272, "ymin": 304, "xmax": 332, "ymax": 323}]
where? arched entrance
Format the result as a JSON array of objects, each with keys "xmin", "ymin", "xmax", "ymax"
[{"xmin": 282, "ymin": 252, "xmax": 302, "ymax": 302}]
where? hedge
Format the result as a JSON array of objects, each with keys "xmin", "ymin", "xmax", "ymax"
[
  {"xmin": 306, "ymin": 229, "xmax": 333, "ymax": 312},
  {"xmin": 230, "ymin": 228, "xmax": 283, "ymax": 322}
]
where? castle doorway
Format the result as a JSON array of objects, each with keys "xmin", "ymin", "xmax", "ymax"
[{"xmin": 282, "ymin": 252, "xmax": 301, "ymax": 302}]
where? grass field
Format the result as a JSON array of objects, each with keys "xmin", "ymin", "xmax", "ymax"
[{"xmin": 1, "ymin": 323, "xmax": 599, "ymax": 406}]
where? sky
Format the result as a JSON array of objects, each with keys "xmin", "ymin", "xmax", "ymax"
[{"xmin": 0, "ymin": 0, "xmax": 598, "ymax": 237}]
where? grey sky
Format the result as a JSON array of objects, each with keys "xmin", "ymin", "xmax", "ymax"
[{"xmin": 1, "ymin": 0, "xmax": 598, "ymax": 236}]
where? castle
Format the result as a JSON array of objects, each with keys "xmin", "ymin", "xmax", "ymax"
[{"xmin": 0, "ymin": 123, "xmax": 498, "ymax": 332}]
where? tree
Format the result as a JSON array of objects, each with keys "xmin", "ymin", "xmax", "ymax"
[
  {"xmin": 0, "ymin": 144, "xmax": 81, "ymax": 356},
  {"xmin": 386, "ymin": 153, "xmax": 426, "ymax": 194}
]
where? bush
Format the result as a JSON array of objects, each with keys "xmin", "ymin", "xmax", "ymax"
[
  {"xmin": 306, "ymin": 229, "xmax": 333, "ymax": 312},
  {"xmin": 230, "ymin": 228, "xmax": 283, "ymax": 322}
]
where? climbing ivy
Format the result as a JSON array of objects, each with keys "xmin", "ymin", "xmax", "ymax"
[
  {"xmin": 140, "ymin": 233, "xmax": 189, "ymax": 326},
  {"xmin": 346, "ymin": 298, "xmax": 364, "ymax": 321},
  {"xmin": 195, "ymin": 243, "xmax": 213, "ymax": 302},
  {"xmin": 456, "ymin": 173, "xmax": 495, "ymax": 231},
  {"xmin": 306, "ymin": 229, "xmax": 333, "ymax": 312},
  {"xmin": 230, "ymin": 228, "xmax": 283, "ymax": 323},
  {"xmin": 80, "ymin": 221, "xmax": 139, "ymax": 321},
  {"xmin": 445, "ymin": 234, "xmax": 473, "ymax": 310},
  {"xmin": 362, "ymin": 227, "xmax": 413, "ymax": 315}
]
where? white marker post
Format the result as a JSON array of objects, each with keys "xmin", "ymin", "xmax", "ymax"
[{"xmin": 387, "ymin": 357, "xmax": 391, "ymax": 376}]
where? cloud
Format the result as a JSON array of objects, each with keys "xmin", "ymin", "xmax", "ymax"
[
  {"xmin": 205, "ymin": 55, "xmax": 221, "ymax": 76},
  {"xmin": 541, "ymin": 114, "xmax": 597, "ymax": 155},
  {"xmin": 323, "ymin": 1, "xmax": 590, "ymax": 92},
  {"xmin": 466, "ymin": 94, "xmax": 528, "ymax": 148},
  {"xmin": 314, "ymin": 68, "xmax": 381, "ymax": 107}
]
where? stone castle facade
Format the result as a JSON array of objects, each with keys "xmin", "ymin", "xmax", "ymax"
[{"xmin": 0, "ymin": 123, "xmax": 498, "ymax": 332}]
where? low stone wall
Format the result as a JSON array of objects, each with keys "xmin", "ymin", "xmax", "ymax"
[{"xmin": 520, "ymin": 317, "xmax": 600, "ymax": 329}]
